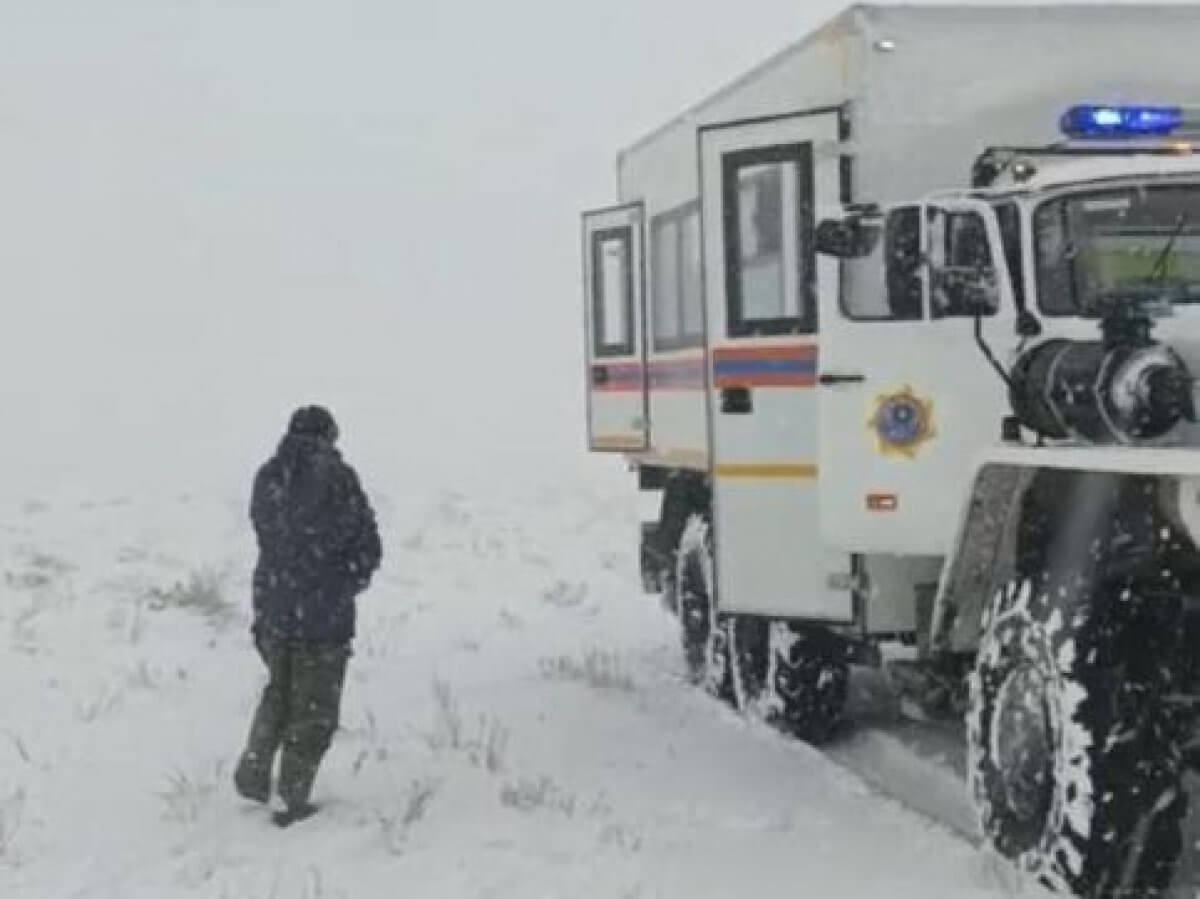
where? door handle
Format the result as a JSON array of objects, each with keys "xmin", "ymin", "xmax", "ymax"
[
  {"xmin": 720, "ymin": 386, "xmax": 752, "ymax": 414},
  {"xmin": 818, "ymin": 372, "xmax": 866, "ymax": 386}
]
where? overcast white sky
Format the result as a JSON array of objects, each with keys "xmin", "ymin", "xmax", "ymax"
[{"xmin": 0, "ymin": 0, "xmax": 1175, "ymax": 496}]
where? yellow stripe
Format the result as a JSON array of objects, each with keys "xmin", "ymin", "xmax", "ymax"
[
  {"xmin": 714, "ymin": 462, "xmax": 819, "ymax": 480},
  {"xmin": 592, "ymin": 434, "xmax": 644, "ymax": 450}
]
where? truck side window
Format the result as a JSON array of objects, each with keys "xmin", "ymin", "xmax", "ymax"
[
  {"xmin": 651, "ymin": 201, "xmax": 704, "ymax": 351},
  {"xmin": 839, "ymin": 205, "xmax": 922, "ymax": 321},
  {"xmin": 680, "ymin": 208, "xmax": 704, "ymax": 342},
  {"xmin": 1033, "ymin": 201, "xmax": 1076, "ymax": 316},
  {"xmin": 591, "ymin": 227, "xmax": 634, "ymax": 357},
  {"xmin": 723, "ymin": 144, "xmax": 815, "ymax": 336},
  {"xmin": 651, "ymin": 216, "xmax": 681, "ymax": 348}
]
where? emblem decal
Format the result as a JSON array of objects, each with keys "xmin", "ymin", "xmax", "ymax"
[{"xmin": 870, "ymin": 386, "xmax": 936, "ymax": 458}]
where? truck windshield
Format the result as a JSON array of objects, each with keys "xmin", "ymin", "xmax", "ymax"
[{"xmin": 1034, "ymin": 182, "xmax": 1200, "ymax": 315}]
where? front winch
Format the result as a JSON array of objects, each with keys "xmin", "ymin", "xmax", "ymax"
[{"xmin": 1009, "ymin": 337, "xmax": 1194, "ymax": 444}]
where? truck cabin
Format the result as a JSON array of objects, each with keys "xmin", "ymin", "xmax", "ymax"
[{"xmin": 822, "ymin": 105, "xmax": 1200, "ymax": 451}]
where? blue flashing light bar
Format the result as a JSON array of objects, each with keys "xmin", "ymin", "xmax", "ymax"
[{"xmin": 1061, "ymin": 104, "xmax": 1185, "ymax": 139}]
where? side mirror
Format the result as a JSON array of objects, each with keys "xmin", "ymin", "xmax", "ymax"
[
  {"xmin": 927, "ymin": 206, "xmax": 1001, "ymax": 318},
  {"xmin": 931, "ymin": 266, "xmax": 1000, "ymax": 317},
  {"xmin": 815, "ymin": 214, "xmax": 881, "ymax": 259}
]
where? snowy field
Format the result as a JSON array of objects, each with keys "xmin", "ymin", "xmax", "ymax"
[{"xmin": 0, "ymin": 453, "xmax": 1050, "ymax": 899}]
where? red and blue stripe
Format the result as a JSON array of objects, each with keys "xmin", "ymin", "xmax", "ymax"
[
  {"xmin": 592, "ymin": 344, "xmax": 817, "ymax": 392},
  {"xmin": 712, "ymin": 345, "xmax": 817, "ymax": 388}
]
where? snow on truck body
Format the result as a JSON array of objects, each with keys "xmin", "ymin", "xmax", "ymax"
[{"xmin": 582, "ymin": 4, "xmax": 1200, "ymax": 896}]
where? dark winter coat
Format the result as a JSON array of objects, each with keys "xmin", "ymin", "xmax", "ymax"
[{"xmin": 250, "ymin": 434, "xmax": 382, "ymax": 644}]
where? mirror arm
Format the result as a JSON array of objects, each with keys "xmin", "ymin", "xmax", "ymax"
[{"xmin": 974, "ymin": 314, "xmax": 1014, "ymax": 392}]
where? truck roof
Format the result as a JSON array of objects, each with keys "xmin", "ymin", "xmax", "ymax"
[
  {"xmin": 619, "ymin": 5, "xmax": 851, "ymax": 159},
  {"xmin": 620, "ymin": 3, "xmax": 1200, "ymax": 160},
  {"xmin": 617, "ymin": 3, "xmax": 1200, "ymax": 209},
  {"xmin": 978, "ymin": 153, "xmax": 1200, "ymax": 196}
]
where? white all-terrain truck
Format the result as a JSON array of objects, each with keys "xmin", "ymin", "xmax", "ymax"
[{"xmin": 580, "ymin": 5, "xmax": 1200, "ymax": 896}]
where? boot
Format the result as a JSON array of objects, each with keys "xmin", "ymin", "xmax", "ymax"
[
  {"xmin": 233, "ymin": 752, "xmax": 271, "ymax": 803},
  {"xmin": 271, "ymin": 801, "xmax": 319, "ymax": 828}
]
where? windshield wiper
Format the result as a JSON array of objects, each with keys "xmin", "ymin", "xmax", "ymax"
[{"xmin": 1148, "ymin": 212, "xmax": 1189, "ymax": 283}]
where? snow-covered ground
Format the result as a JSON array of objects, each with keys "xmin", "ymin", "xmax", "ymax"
[{"xmin": 0, "ymin": 454, "xmax": 1046, "ymax": 899}]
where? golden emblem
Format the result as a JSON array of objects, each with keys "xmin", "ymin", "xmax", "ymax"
[{"xmin": 869, "ymin": 386, "xmax": 936, "ymax": 458}]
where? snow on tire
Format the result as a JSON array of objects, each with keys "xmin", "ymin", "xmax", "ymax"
[
  {"xmin": 675, "ymin": 513, "xmax": 733, "ymax": 702},
  {"xmin": 968, "ymin": 574, "xmax": 1186, "ymax": 898},
  {"xmin": 672, "ymin": 513, "xmax": 843, "ymax": 735},
  {"xmin": 759, "ymin": 622, "xmax": 847, "ymax": 744}
]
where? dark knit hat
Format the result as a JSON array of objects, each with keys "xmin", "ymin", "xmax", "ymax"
[{"xmin": 288, "ymin": 405, "xmax": 339, "ymax": 442}]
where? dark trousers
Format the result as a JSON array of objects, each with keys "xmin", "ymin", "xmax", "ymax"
[{"xmin": 238, "ymin": 637, "xmax": 350, "ymax": 808}]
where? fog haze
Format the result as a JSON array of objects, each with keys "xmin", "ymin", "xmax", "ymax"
[{"xmin": 0, "ymin": 0, "xmax": 1172, "ymax": 496}]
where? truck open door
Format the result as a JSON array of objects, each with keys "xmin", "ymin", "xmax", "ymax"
[
  {"xmin": 698, "ymin": 111, "xmax": 852, "ymax": 621},
  {"xmin": 582, "ymin": 203, "xmax": 648, "ymax": 453}
]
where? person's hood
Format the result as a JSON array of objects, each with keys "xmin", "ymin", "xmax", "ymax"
[{"xmin": 274, "ymin": 433, "xmax": 341, "ymax": 477}]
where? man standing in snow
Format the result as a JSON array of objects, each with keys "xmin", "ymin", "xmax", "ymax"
[{"xmin": 234, "ymin": 405, "xmax": 382, "ymax": 827}]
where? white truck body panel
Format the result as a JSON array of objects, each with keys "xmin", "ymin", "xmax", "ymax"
[
  {"xmin": 698, "ymin": 112, "xmax": 851, "ymax": 619},
  {"xmin": 592, "ymin": 2, "xmax": 1200, "ymax": 625}
]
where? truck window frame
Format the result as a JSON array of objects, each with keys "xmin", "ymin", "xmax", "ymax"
[
  {"xmin": 838, "ymin": 205, "xmax": 924, "ymax": 322},
  {"xmin": 722, "ymin": 143, "xmax": 816, "ymax": 338},
  {"xmin": 650, "ymin": 200, "xmax": 704, "ymax": 352},
  {"xmin": 928, "ymin": 207, "xmax": 1000, "ymax": 319},
  {"xmin": 590, "ymin": 225, "xmax": 636, "ymax": 358}
]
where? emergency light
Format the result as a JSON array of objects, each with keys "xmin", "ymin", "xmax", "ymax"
[{"xmin": 1060, "ymin": 104, "xmax": 1186, "ymax": 139}]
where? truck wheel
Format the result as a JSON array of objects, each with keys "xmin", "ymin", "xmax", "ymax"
[
  {"xmin": 728, "ymin": 616, "xmax": 769, "ymax": 712},
  {"xmin": 968, "ymin": 574, "xmax": 1186, "ymax": 897},
  {"xmin": 675, "ymin": 513, "xmax": 733, "ymax": 702},
  {"xmin": 641, "ymin": 522, "xmax": 670, "ymax": 599},
  {"xmin": 765, "ymin": 623, "xmax": 848, "ymax": 743}
]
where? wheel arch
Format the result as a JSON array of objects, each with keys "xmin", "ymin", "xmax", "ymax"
[{"xmin": 932, "ymin": 448, "xmax": 1200, "ymax": 656}]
